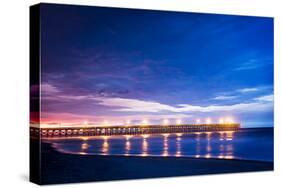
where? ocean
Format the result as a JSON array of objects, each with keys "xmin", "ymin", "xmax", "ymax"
[{"xmin": 44, "ymin": 127, "xmax": 273, "ymax": 162}]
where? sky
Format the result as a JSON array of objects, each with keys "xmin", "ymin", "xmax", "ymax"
[{"xmin": 33, "ymin": 4, "xmax": 274, "ymax": 128}]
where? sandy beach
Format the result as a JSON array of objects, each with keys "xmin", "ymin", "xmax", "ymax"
[{"xmin": 35, "ymin": 141, "xmax": 273, "ymax": 185}]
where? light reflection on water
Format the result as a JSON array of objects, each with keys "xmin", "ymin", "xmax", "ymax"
[
  {"xmin": 102, "ymin": 138, "xmax": 109, "ymax": 154},
  {"xmin": 44, "ymin": 129, "xmax": 273, "ymax": 162},
  {"xmin": 162, "ymin": 134, "xmax": 169, "ymax": 157},
  {"xmin": 175, "ymin": 134, "xmax": 182, "ymax": 157}
]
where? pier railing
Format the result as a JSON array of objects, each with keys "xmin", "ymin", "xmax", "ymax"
[{"xmin": 30, "ymin": 123, "xmax": 240, "ymax": 138}]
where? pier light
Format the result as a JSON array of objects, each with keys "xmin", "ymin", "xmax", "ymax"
[
  {"xmin": 225, "ymin": 117, "xmax": 234, "ymax": 124},
  {"xmin": 126, "ymin": 120, "xmax": 131, "ymax": 125},
  {"xmin": 141, "ymin": 119, "xmax": 149, "ymax": 126},
  {"xmin": 219, "ymin": 118, "xmax": 224, "ymax": 124},
  {"xmin": 103, "ymin": 120, "xmax": 109, "ymax": 126},
  {"xmin": 196, "ymin": 119, "xmax": 201, "ymax": 124},
  {"xmin": 84, "ymin": 121, "xmax": 89, "ymax": 128},
  {"xmin": 176, "ymin": 119, "xmax": 182, "ymax": 125},
  {"xmin": 206, "ymin": 118, "xmax": 212, "ymax": 124},
  {"xmin": 163, "ymin": 119, "xmax": 169, "ymax": 125}
]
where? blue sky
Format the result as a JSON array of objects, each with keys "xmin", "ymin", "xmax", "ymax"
[{"xmin": 38, "ymin": 4, "xmax": 274, "ymax": 128}]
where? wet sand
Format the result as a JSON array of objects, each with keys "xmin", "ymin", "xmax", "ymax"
[{"xmin": 37, "ymin": 141, "xmax": 273, "ymax": 185}]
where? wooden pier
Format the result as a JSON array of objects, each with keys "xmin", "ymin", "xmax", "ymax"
[{"xmin": 30, "ymin": 123, "xmax": 240, "ymax": 138}]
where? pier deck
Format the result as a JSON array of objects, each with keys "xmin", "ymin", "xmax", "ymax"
[{"xmin": 30, "ymin": 123, "xmax": 240, "ymax": 138}]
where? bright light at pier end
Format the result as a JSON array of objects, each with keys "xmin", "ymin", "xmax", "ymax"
[
  {"xmin": 126, "ymin": 120, "xmax": 131, "ymax": 125},
  {"xmin": 206, "ymin": 118, "xmax": 212, "ymax": 124},
  {"xmin": 141, "ymin": 119, "xmax": 149, "ymax": 125},
  {"xmin": 103, "ymin": 120, "xmax": 109, "ymax": 126},
  {"xmin": 225, "ymin": 117, "xmax": 234, "ymax": 124},
  {"xmin": 196, "ymin": 119, "xmax": 201, "ymax": 124},
  {"xmin": 218, "ymin": 117, "xmax": 235, "ymax": 124},
  {"xmin": 83, "ymin": 121, "xmax": 88, "ymax": 125},
  {"xmin": 176, "ymin": 119, "xmax": 182, "ymax": 125},
  {"xmin": 219, "ymin": 118, "xmax": 224, "ymax": 124},
  {"xmin": 163, "ymin": 119, "xmax": 169, "ymax": 125}
]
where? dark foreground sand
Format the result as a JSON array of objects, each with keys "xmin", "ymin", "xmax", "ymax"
[{"xmin": 37, "ymin": 142, "xmax": 273, "ymax": 185}]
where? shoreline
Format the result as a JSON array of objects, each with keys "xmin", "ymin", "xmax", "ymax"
[{"xmin": 37, "ymin": 141, "xmax": 273, "ymax": 185}]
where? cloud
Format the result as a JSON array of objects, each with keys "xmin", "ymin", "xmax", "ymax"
[
  {"xmin": 41, "ymin": 83, "xmax": 273, "ymax": 116},
  {"xmin": 213, "ymin": 95, "xmax": 237, "ymax": 100},
  {"xmin": 217, "ymin": 85, "xmax": 272, "ymax": 97},
  {"xmin": 233, "ymin": 57, "xmax": 272, "ymax": 71},
  {"xmin": 94, "ymin": 97, "xmax": 176, "ymax": 112},
  {"xmin": 233, "ymin": 60, "xmax": 260, "ymax": 71},
  {"xmin": 41, "ymin": 83, "xmax": 60, "ymax": 94},
  {"xmin": 177, "ymin": 102, "xmax": 272, "ymax": 113},
  {"xmin": 93, "ymin": 96, "xmax": 272, "ymax": 113},
  {"xmin": 255, "ymin": 94, "xmax": 273, "ymax": 102},
  {"xmin": 236, "ymin": 86, "xmax": 273, "ymax": 94},
  {"xmin": 237, "ymin": 87, "xmax": 259, "ymax": 93}
]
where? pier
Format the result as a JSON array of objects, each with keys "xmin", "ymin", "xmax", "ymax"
[{"xmin": 30, "ymin": 123, "xmax": 240, "ymax": 138}]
